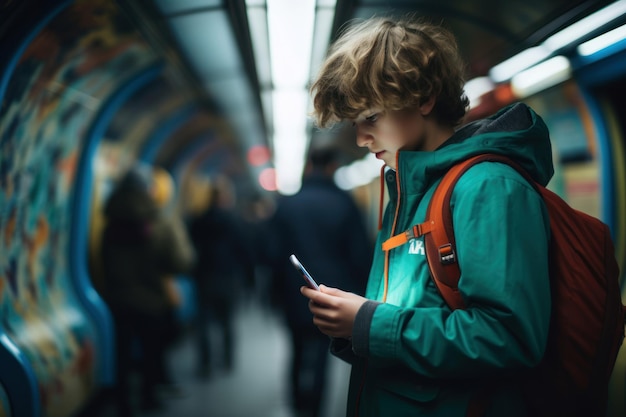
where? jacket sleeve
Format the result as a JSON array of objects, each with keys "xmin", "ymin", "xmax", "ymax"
[
  {"xmin": 329, "ymin": 338, "xmax": 357, "ymax": 363},
  {"xmin": 356, "ymin": 170, "xmax": 552, "ymax": 379}
]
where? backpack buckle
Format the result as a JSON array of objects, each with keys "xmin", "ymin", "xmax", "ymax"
[
  {"xmin": 439, "ymin": 244, "xmax": 456, "ymax": 265},
  {"xmin": 405, "ymin": 224, "xmax": 421, "ymax": 240}
]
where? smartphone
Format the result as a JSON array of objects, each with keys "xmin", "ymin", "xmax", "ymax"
[{"xmin": 289, "ymin": 254, "xmax": 320, "ymax": 290}]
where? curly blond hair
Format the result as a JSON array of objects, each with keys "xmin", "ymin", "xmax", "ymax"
[{"xmin": 310, "ymin": 16, "xmax": 469, "ymax": 128}]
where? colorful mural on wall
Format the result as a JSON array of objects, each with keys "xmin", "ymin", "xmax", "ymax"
[
  {"xmin": 524, "ymin": 81, "xmax": 601, "ymax": 219},
  {"xmin": 0, "ymin": 0, "xmax": 159, "ymax": 415}
]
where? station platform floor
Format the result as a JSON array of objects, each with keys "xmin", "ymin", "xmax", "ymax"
[{"xmin": 97, "ymin": 297, "xmax": 351, "ymax": 417}]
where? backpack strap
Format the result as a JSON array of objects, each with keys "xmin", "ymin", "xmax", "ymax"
[{"xmin": 383, "ymin": 153, "xmax": 528, "ymax": 311}]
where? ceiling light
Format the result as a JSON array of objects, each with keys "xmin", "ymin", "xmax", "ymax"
[
  {"xmin": 264, "ymin": 0, "xmax": 317, "ymax": 194},
  {"xmin": 489, "ymin": 0, "xmax": 626, "ymax": 84},
  {"xmin": 543, "ymin": 0, "xmax": 626, "ymax": 51},
  {"xmin": 577, "ymin": 23, "xmax": 626, "ymax": 56},
  {"xmin": 272, "ymin": 89, "xmax": 310, "ymax": 195},
  {"xmin": 489, "ymin": 46, "xmax": 552, "ymax": 83},
  {"xmin": 464, "ymin": 76, "xmax": 494, "ymax": 109},
  {"xmin": 511, "ymin": 56, "xmax": 571, "ymax": 98}
]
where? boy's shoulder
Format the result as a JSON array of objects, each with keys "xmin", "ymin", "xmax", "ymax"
[{"xmin": 452, "ymin": 158, "xmax": 532, "ymax": 186}]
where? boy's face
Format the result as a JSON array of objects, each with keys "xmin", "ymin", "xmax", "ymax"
[{"xmin": 352, "ymin": 105, "xmax": 432, "ymax": 170}]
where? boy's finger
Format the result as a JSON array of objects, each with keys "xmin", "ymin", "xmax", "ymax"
[{"xmin": 302, "ymin": 287, "xmax": 334, "ymax": 304}]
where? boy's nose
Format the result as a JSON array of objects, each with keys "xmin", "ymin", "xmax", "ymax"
[{"xmin": 355, "ymin": 128, "xmax": 372, "ymax": 148}]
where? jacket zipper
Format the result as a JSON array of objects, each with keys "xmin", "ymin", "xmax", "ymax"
[
  {"xmin": 382, "ymin": 153, "xmax": 402, "ymax": 303},
  {"xmin": 355, "ymin": 155, "xmax": 403, "ymax": 416}
]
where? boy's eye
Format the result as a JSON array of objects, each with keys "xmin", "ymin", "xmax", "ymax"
[{"xmin": 365, "ymin": 114, "xmax": 378, "ymax": 122}]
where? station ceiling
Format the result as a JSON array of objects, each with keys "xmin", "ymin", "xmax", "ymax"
[{"xmin": 128, "ymin": 0, "xmax": 622, "ymax": 185}]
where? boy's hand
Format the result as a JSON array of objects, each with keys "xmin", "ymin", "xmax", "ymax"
[{"xmin": 301, "ymin": 285, "xmax": 367, "ymax": 339}]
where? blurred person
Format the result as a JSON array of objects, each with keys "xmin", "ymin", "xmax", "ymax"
[
  {"xmin": 100, "ymin": 164, "xmax": 194, "ymax": 416},
  {"xmin": 150, "ymin": 166, "xmax": 196, "ymax": 386},
  {"xmin": 300, "ymin": 16, "xmax": 553, "ymax": 417},
  {"xmin": 270, "ymin": 146, "xmax": 373, "ymax": 417},
  {"xmin": 187, "ymin": 175, "xmax": 255, "ymax": 379},
  {"xmin": 240, "ymin": 193, "xmax": 277, "ymax": 311}
]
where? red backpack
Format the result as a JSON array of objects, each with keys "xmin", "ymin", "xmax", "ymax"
[{"xmin": 383, "ymin": 153, "xmax": 625, "ymax": 416}]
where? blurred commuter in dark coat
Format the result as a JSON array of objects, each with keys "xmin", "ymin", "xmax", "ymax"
[
  {"xmin": 100, "ymin": 165, "xmax": 194, "ymax": 416},
  {"xmin": 270, "ymin": 146, "xmax": 374, "ymax": 417},
  {"xmin": 187, "ymin": 175, "xmax": 255, "ymax": 378}
]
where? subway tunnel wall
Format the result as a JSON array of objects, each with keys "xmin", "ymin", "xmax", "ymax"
[{"xmin": 0, "ymin": 0, "xmax": 247, "ymax": 416}]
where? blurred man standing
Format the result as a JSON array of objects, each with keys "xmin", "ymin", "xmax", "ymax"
[
  {"xmin": 270, "ymin": 146, "xmax": 373, "ymax": 417},
  {"xmin": 187, "ymin": 175, "xmax": 255, "ymax": 379}
]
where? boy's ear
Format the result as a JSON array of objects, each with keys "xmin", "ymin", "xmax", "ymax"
[{"xmin": 419, "ymin": 96, "xmax": 436, "ymax": 115}]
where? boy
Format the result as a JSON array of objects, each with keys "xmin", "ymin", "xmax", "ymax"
[{"xmin": 301, "ymin": 16, "xmax": 552, "ymax": 416}]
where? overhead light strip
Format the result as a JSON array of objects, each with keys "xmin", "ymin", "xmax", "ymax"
[
  {"xmin": 543, "ymin": 0, "xmax": 626, "ymax": 51},
  {"xmin": 267, "ymin": 0, "xmax": 316, "ymax": 194},
  {"xmin": 577, "ymin": 23, "xmax": 626, "ymax": 56},
  {"xmin": 489, "ymin": 0, "xmax": 626, "ymax": 83},
  {"xmin": 511, "ymin": 55, "xmax": 572, "ymax": 98}
]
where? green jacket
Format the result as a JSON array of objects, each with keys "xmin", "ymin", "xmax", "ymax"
[{"xmin": 332, "ymin": 103, "xmax": 553, "ymax": 416}]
